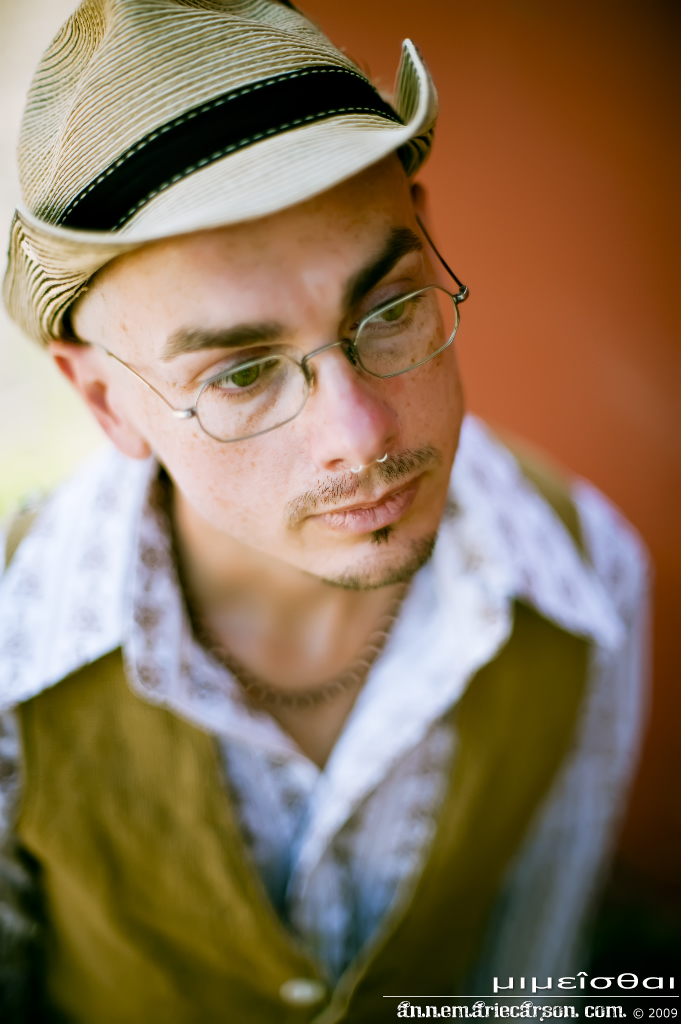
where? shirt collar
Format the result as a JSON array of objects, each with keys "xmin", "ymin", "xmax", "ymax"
[{"xmin": 0, "ymin": 414, "xmax": 622, "ymax": 721}]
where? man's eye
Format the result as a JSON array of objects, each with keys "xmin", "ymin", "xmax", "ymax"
[
  {"xmin": 227, "ymin": 364, "xmax": 261, "ymax": 388},
  {"xmin": 378, "ymin": 300, "xmax": 408, "ymax": 323}
]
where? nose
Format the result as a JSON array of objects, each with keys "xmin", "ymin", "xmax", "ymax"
[{"xmin": 303, "ymin": 345, "xmax": 399, "ymax": 474}]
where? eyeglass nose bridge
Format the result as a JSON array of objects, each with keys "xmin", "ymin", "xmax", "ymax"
[{"xmin": 299, "ymin": 337, "xmax": 358, "ymax": 385}]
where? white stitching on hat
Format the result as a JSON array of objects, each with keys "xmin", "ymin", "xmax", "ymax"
[
  {"xmin": 111, "ymin": 105, "xmax": 398, "ymax": 230},
  {"xmin": 60, "ymin": 66, "xmax": 396, "ymax": 226}
]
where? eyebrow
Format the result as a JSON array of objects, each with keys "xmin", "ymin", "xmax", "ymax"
[
  {"xmin": 161, "ymin": 322, "xmax": 283, "ymax": 361},
  {"xmin": 343, "ymin": 226, "xmax": 423, "ymax": 313},
  {"xmin": 161, "ymin": 225, "xmax": 423, "ymax": 361}
]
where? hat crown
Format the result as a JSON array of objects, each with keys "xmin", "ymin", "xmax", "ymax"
[
  {"xmin": 19, "ymin": 0, "xmax": 356, "ymax": 222},
  {"xmin": 5, "ymin": 0, "xmax": 437, "ymax": 347}
]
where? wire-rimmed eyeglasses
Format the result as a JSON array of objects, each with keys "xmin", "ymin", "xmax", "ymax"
[{"xmin": 83, "ymin": 217, "xmax": 468, "ymax": 444}]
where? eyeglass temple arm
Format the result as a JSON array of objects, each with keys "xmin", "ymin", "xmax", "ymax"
[
  {"xmin": 99, "ymin": 345, "xmax": 196, "ymax": 419},
  {"xmin": 415, "ymin": 214, "xmax": 469, "ymax": 304},
  {"xmin": 60, "ymin": 320, "xmax": 191, "ymax": 418}
]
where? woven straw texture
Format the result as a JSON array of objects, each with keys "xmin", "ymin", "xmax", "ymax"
[{"xmin": 3, "ymin": 0, "xmax": 438, "ymax": 346}]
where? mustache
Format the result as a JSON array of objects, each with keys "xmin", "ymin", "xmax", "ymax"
[{"xmin": 284, "ymin": 446, "xmax": 441, "ymax": 527}]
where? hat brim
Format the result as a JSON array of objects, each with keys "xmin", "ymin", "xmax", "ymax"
[{"xmin": 5, "ymin": 40, "xmax": 437, "ymax": 346}]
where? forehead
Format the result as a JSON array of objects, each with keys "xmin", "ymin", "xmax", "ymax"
[{"xmin": 83, "ymin": 156, "xmax": 414, "ymax": 319}]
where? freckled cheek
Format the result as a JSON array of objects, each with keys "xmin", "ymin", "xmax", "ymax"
[
  {"xmin": 140, "ymin": 406, "xmax": 302, "ymax": 531},
  {"xmin": 386, "ymin": 352, "xmax": 463, "ymax": 444}
]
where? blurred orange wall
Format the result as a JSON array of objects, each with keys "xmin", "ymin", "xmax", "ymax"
[{"xmin": 301, "ymin": 0, "xmax": 681, "ymax": 895}]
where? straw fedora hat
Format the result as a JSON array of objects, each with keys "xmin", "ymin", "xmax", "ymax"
[{"xmin": 3, "ymin": 0, "xmax": 438, "ymax": 348}]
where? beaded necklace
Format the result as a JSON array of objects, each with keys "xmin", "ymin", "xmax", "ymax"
[{"xmin": 203, "ymin": 584, "xmax": 407, "ymax": 710}]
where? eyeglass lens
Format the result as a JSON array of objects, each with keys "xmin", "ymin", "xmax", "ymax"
[
  {"xmin": 356, "ymin": 285, "xmax": 458, "ymax": 378},
  {"xmin": 195, "ymin": 285, "xmax": 459, "ymax": 443}
]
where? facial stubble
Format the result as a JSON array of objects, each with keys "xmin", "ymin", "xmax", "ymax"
[
  {"xmin": 321, "ymin": 529, "xmax": 438, "ymax": 591},
  {"xmin": 284, "ymin": 445, "xmax": 443, "ymax": 592}
]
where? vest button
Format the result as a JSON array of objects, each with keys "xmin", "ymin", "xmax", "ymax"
[{"xmin": 279, "ymin": 978, "xmax": 327, "ymax": 1007}]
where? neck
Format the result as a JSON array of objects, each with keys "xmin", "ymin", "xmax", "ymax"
[
  {"xmin": 170, "ymin": 486, "xmax": 408, "ymax": 764},
  {"xmin": 171, "ymin": 486, "xmax": 408, "ymax": 764}
]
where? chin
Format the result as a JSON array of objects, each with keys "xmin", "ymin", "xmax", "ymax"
[{"xmin": 318, "ymin": 529, "xmax": 438, "ymax": 591}]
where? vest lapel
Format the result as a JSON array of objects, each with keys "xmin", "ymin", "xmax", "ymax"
[
  {"xmin": 19, "ymin": 649, "xmax": 322, "ymax": 1023},
  {"xmin": 18, "ymin": 601, "xmax": 589, "ymax": 1023},
  {"xmin": 327, "ymin": 602, "xmax": 589, "ymax": 1021}
]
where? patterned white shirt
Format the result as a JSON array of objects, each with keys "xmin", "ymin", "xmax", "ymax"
[{"xmin": 0, "ymin": 415, "xmax": 649, "ymax": 990}]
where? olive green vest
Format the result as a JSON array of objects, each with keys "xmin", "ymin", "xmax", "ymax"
[{"xmin": 10, "ymin": 453, "xmax": 591, "ymax": 1023}]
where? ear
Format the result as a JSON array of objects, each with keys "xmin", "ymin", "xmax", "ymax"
[{"xmin": 49, "ymin": 340, "xmax": 152, "ymax": 460}]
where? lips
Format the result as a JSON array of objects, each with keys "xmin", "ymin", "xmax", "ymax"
[{"xmin": 311, "ymin": 479, "xmax": 419, "ymax": 535}]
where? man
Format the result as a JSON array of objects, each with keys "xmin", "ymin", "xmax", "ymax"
[{"xmin": 0, "ymin": 0, "xmax": 648, "ymax": 1020}]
